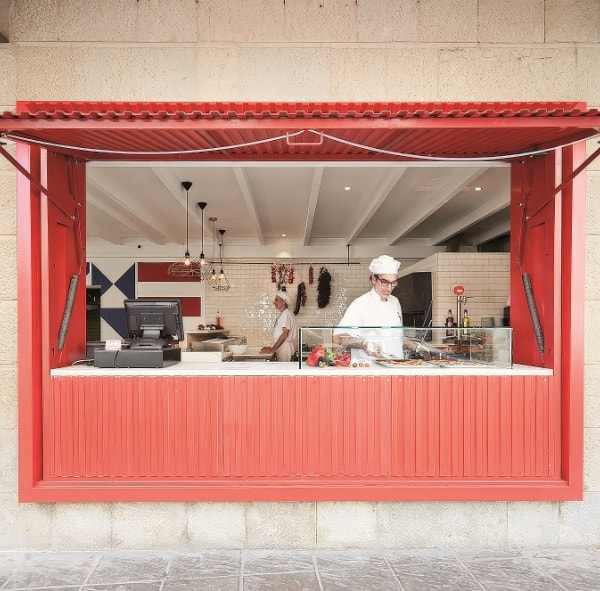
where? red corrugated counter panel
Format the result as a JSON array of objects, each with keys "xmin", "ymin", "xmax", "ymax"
[{"xmin": 42, "ymin": 373, "xmax": 561, "ymax": 501}]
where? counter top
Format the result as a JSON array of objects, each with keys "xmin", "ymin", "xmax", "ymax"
[{"xmin": 51, "ymin": 362, "xmax": 553, "ymax": 377}]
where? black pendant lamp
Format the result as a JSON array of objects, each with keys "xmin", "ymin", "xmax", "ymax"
[
  {"xmin": 207, "ymin": 226, "xmax": 230, "ymax": 291},
  {"xmin": 167, "ymin": 181, "xmax": 204, "ymax": 278},
  {"xmin": 198, "ymin": 201, "xmax": 208, "ymax": 268},
  {"xmin": 214, "ymin": 229, "xmax": 230, "ymax": 291}
]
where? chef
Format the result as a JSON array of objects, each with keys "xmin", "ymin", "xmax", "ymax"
[
  {"xmin": 260, "ymin": 290, "xmax": 298, "ymax": 362},
  {"xmin": 334, "ymin": 254, "xmax": 404, "ymax": 360}
]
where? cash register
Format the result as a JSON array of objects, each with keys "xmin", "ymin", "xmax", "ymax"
[{"xmin": 93, "ymin": 299, "xmax": 183, "ymax": 368}]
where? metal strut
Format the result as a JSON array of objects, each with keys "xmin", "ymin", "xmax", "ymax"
[{"xmin": 528, "ymin": 144, "xmax": 600, "ymax": 220}]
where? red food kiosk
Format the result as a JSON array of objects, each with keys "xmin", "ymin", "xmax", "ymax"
[{"xmin": 1, "ymin": 101, "xmax": 599, "ymax": 502}]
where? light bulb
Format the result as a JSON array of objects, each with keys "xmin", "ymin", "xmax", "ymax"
[{"xmin": 184, "ymin": 252, "xmax": 191, "ymax": 265}]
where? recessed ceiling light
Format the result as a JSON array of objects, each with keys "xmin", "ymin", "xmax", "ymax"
[
  {"xmin": 281, "ymin": 233, "xmax": 287, "ymax": 237},
  {"xmin": 474, "ymin": 186, "xmax": 482, "ymax": 191},
  {"xmin": 344, "ymin": 186, "xmax": 351, "ymax": 191}
]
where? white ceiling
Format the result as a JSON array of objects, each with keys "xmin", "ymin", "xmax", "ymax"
[{"xmin": 86, "ymin": 160, "xmax": 511, "ymax": 256}]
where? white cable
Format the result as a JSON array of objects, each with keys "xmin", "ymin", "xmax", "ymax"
[
  {"xmin": 2, "ymin": 130, "xmax": 307, "ymax": 155},
  {"xmin": 3, "ymin": 126, "xmax": 599, "ymax": 161},
  {"xmin": 307, "ymin": 129, "xmax": 600, "ymax": 162}
]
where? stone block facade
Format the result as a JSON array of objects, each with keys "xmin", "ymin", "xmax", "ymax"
[{"xmin": 0, "ymin": 0, "xmax": 599, "ymax": 550}]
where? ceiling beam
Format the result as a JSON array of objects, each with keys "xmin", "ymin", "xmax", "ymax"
[
  {"xmin": 430, "ymin": 193, "xmax": 509, "ymax": 245},
  {"xmin": 86, "ymin": 178, "xmax": 172, "ymax": 245},
  {"xmin": 389, "ymin": 168, "xmax": 486, "ymax": 245},
  {"xmin": 85, "ymin": 204, "xmax": 128, "ymax": 244},
  {"xmin": 468, "ymin": 219, "xmax": 510, "ymax": 246},
  {"xmin": 345, "ymin": 168, "xmax": 408, "ymax": 245},
  {"xmin": 303, "ymin": 167, "xmax": 323, "ymax": 246},
  {"xmin": 233, "ymin": 167, "xmax": 265, "ymax": 245},
  {"xmin": 151, "ymin": 168, "xmax": 220, "ymax": 246}
]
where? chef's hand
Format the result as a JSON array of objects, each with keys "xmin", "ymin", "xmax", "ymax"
[
  {"xmin": 365, "ymin": 342, "xmax": 383, "ymax": 357},
  {"xmin": 339, "ymin": 336, "xmax": 368, "ymax": 351},
  {"xmin": 260, "ymin": 346, "xmax": 274, "ymax": 354}
]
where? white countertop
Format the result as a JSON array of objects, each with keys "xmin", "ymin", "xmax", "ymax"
[{"xmin": 51, "ymin": 361, "xmax": 553, "ymax": 377}]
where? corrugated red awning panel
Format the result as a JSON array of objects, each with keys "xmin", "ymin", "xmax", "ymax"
[
  {"xmin": 2, "ymin": 101, "xmax": 599, "ymax": 162},
  {"xmin": 5, "ymin": 100, "xmax": 598, "ymax": 119}
]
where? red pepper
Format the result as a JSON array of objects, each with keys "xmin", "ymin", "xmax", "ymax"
[
  {"xmin": 307, "ymin": 345, "xmax": 325, "ymax": 367},
  {"xmin": 334, "ymin": 352, "xmax": 351, "ymax": 367}
]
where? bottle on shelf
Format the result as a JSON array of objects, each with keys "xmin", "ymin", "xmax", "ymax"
[
  {"xmin": 462, "ymin": 309, "xmax": 470, "ymax": 334},
  {"xmin": 445, "ymin": 309, "xmax": 455, "ymax": 336}
]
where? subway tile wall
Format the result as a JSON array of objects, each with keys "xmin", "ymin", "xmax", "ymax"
[
  {"xmin": 201, "ymin": 262, "xmax": 377, "ymax": 347},
  {"xmin": 89, "ymin": 253, "xmax": 509, "ymax": 346},
  {"xmin": 201, "ymin": 253, "xmax": 510, "ymax": 347},
  {"xmin": 399, "ymin": 253, "xmax": 511, "ymax": 328}
]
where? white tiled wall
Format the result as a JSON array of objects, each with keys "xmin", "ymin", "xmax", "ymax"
[
  {"xmin": 185, "ymin": 260, "xmax": 411, "ymax": 347},
  {"xmin": 195, "ymin": 253, "xmax": 510, "ymax": 347},
  {"xmin": 398, "ymin": 253, "xmax": 511, "ymax": 328}
]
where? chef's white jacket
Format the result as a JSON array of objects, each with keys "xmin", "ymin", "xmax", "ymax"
[{"xmin": 335, "ymin": 288, "xmax": 404, "ymax": 359}]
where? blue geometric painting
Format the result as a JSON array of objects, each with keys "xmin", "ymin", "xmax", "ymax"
[{"xmin": 88, "ymin": 263, "xmax": 137, "ymax": 339}]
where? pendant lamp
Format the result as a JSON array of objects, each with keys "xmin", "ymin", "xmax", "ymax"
[
  {"xmin": 197, "ymin": 201, "xmax": 208, "ymax": 268},
  {"xmin": 168, "ymin": 181, "xmax": 204, "ymax": 278},
  {"xmin": 202, "ymin": 216, "xmax": 218, "ymax": 282},
  {"xmin": 213, "ymin": 229, "xmax": 230, "ymax": 291},
  {"xmin": 206, "ymin": 224, "xmax": 230, "ymax": 291}
]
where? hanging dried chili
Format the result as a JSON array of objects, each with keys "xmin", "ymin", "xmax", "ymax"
[
  {"xmin": 317, "ymin": 267, "xmax": 331, "ymax": 308},
  {"xmin": 293, "ymin": 282, "xmax": 307, "ymax": 315}
]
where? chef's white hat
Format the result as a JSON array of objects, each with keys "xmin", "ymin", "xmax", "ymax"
[
  {"xmin": 368, "ymin": 254, "xmax": 401, "ymax": 275},
  {"xmin": 276, "ymin": 290, "xmax": 290, "ymax": 305}
]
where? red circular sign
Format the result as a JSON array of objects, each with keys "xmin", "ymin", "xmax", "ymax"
[{"xmin": 454, "ymin": 285, "xmax": 465, "ymax": 295}]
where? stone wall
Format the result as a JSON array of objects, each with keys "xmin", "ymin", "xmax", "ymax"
[{"xmin": 1, "ymin": 0, "xmax": 600, "ymax": 550}]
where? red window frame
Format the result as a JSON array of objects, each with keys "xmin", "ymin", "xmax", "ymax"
[{"xmin": 3, "ymin": 101, "xmax": 595, "ymax": 502}]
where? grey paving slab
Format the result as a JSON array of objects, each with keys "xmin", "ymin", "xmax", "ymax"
[
  {"xmin": 243, "ymin": 571, "xmax": 322, "ymax": 590},
  {"xmin": 83, "ymin": 584, "xmax": 163, "ymax": 591},
  {"xmin": 461, "ymin": 556, "xmax": 567, "ymax": 591},
  {"xmin": 243, "ymin": 549, "xmax": 315, "ymax": 574},
  {"xmin": 0, "ymin": 548, "xmax": 597, "ymax": 591},
  {"xmin": 167, "ymin": 551, "xmax": 241, "ymax": 579},
  {"xmin": 163, "ymin": 575, "xmax": 241, "ymax": 591},
  {"xmin": 86, "ymin": 552, "xmax": 170, "ymax": 584},
  {"xmin": 388, "ymin": 554, "xmax": 481, "ymax": 591},
  {"xmin": 1, "ymin": 551, "xmax": 99, "ymax": 589},
  {"xmin": 315, "ymin": 552, "xmax": 400, "ymax": 590},
  {"xmin": 527, "ymin": 549, "xmax": 600, "ymax": 591}
]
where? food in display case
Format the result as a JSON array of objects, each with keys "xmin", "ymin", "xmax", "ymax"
[{"xmin": 298, "ymin": 326, "xmax": 513, "ymax": 369}]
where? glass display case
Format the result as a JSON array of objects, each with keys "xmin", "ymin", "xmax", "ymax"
[{"xmin": 299, "ymin": 326, "xmax": 513, "ymax": 369}]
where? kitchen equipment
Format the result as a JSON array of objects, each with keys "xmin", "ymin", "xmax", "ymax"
[
  {"xmin": 181, "ymin": 350, "xmax": 232, "ymax": 362},
  {"xmin": 191, "ymin": 337, "xmax": 237, "ymax": 352},
  {"xmin": 229, "ymin": 344, "xmax": 248, "ymax": 355},
  {"xmin": 229, "ymin": 346, "xmax": 276, "ymax": 362}
]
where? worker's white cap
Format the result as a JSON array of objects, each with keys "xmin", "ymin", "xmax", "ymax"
[
  {"xmin": 276, "ymin": 290, "xmax": 290, "ymax": 305},
  {"xmin": 368, "ymin": 255, "xmax": 401, "ymax": 275}
]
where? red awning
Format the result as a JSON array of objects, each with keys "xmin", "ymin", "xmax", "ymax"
[{"xmin": 1, "ymin": 101, "xmax": 599, "ymax": 162}]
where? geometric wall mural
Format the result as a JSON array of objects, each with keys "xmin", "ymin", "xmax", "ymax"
[
  {"xmin": 89, "ymin": 263, "xmax": 136, "ymax": 339},
  {"xmin": 87, "ymin": 260, "xmax": 203, "ymax": 341}
]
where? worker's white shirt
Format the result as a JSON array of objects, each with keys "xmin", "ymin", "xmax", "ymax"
[
  {"xmin": 336, "ymin": 289, "xmax": 404, "ymax": 359},
  {"xmin": 273, "ymin": 308, "xmax": 297, "ymax": 361},
  {"xmin": 338, "ymin": 288, "xmax": 403, "ymax": 327}
]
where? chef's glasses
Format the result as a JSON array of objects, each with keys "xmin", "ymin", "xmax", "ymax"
[{"xmin": 374, "ymin": 275, "xmax": 399, "ymax": 288}]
